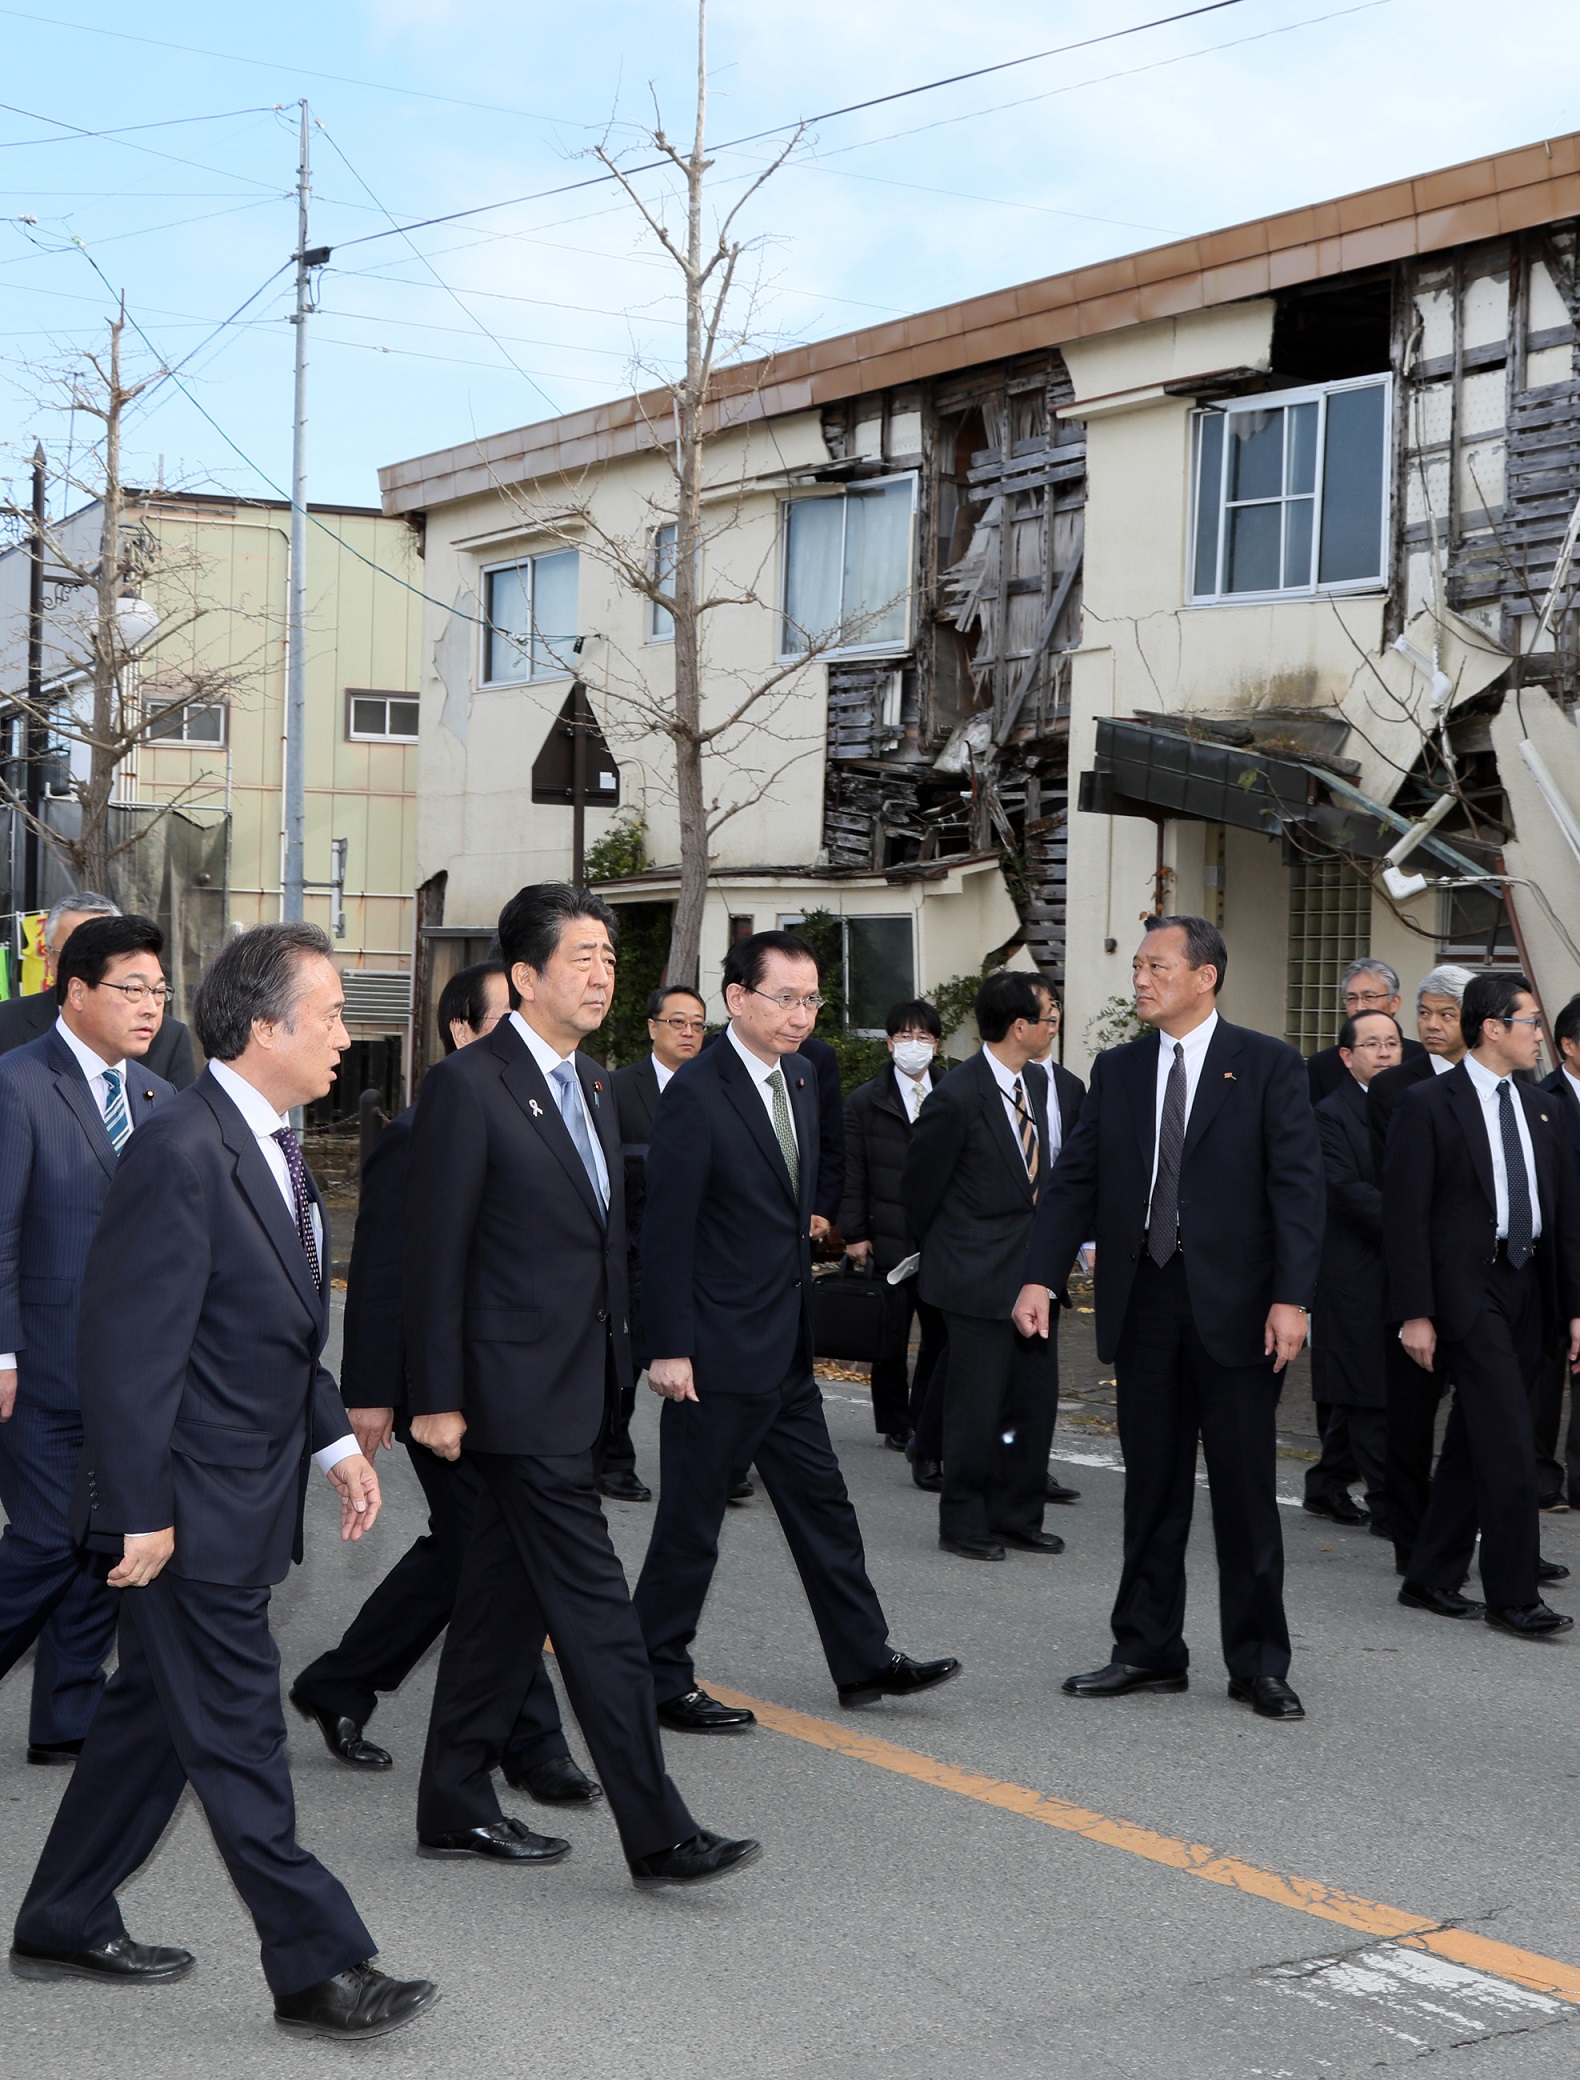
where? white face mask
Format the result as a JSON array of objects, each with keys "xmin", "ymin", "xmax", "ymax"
[{"xmin": 892, "ymin": 1039, "xmax": 936, "ymax": 1077}]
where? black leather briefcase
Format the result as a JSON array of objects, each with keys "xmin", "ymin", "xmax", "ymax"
[{"xmin": 811, "ymin": 1258, "xmax": 887, "ymax": 1363}]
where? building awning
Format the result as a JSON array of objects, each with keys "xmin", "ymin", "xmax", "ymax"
[{"xmin": 1078, "ymin": 717, "xmax": 1484, "ymax": 873}]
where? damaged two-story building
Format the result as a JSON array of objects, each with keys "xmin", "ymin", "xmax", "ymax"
[{"xmin": 381, "ymin": 130, "xmax": 1580, "ymax": 1074}]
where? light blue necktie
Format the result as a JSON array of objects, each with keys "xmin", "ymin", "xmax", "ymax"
[
  {"xmin": 101, "ymin": 1068, "xmax": 131, "ymax": 1154},
  {"xmin": 550, "ymin": 1060, "xmax": 606, "ymax": 1219}
]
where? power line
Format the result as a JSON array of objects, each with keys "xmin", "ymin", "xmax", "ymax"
[
  {"xmin": 0, "ymin": 98, "xmax": 288, "ymax": 193},
  {"xmin": 0, "ymin": 103, "xmax": 275, "ymax": 149},
  {"xmin": 331, "ymin": 1, "xmax": 1258, "ymax": 252}
]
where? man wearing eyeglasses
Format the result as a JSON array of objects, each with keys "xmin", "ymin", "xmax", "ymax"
[
  {"xmin": 1304, "ymin": 1009, "xmax": 1403, "ymax": 1530},
  {"xmin": 1305, "ymin": 960, "xmax": 1424, "ymax": 1105},
  {"xmin": 0, "ymin": 893, "xmax": 196, "ymax": 1090},
  {"xmin": 1385, "ymin": 970, "xmax": 1580, "ymax": 1638},
  {"xmin": 0, "ymin": 916, "xmax": 177, "ymax": 1764},
  {"xmin": 606, "ymin": 986, "xmax": 709, "ymax": 1502},
  {"xmin": 635, "ymin": 930, "xmax": 958, "ymax": 1732}
]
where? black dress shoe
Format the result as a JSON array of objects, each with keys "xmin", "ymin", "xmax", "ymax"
[
  {"xmin": 416, "ymin": 1816, "xmax": 570, "ymax": 1861},
  {"xmin": 1398, "ymin": 1580, "xmax": 1484, "ymax": 1619},
  {"xmin": 1538, "ymin": 1556, "xmax": 1571, "ymax": 1583},
  {"xmin": 726, "ymin": 1476, "xmax": 754, "ymax": 1506},
  {"xmin": 912, "ymin": 1457, "xmax": 943, "ymax": 1492},
  {"xmin": 1062, "ymin": 1662, "xmax": 1188, "ymax": 1698},
  {"xmin": 11, "ymin": 1933, "xmax": 194, "ymax": 1983},
  {"xmin": 25, "ymin": 1739, "xmax": 83, "ymax": 1765},
  {"xmin": 838, "ymin": 1650, "xmax": 961, "ymax": 1708},
  {"xmin": 1539, "ymin": 1490, "xmax": 1569, "ymax": 1513},
  {"xmin": 274, "ymin": 1961, "xmax": 439, "ymax": 2040},
  {"xmin": 1303, "ymin": 1494, "xmax": 1369, "ymax": 1526},
  {"xmin": 629, "ymin": 1831, "xmax": 762, "ymax": 1888},
  {"xmin": 883, "ymin": 1429, "xmax": 911, "ymax": 1453},
  {"xmin": 939, "ymin": 1534, "xmax": 1005, "ymax": 1561},
  {"xmin": 596, "ymin": 1469, "xmax": 652, "ymax": 1502},
  {"xmin": 995, "ymin": 1528, "xmax": 1065, "ymax": 1554},
  {"xmin": 1228, "ymin": 1675, "xmax": 1305, "ymax": 1720},
  {"xmin": 1485, "ymin": 1602, "xmax": 1575, "ymax": 1638},
  {"xmin": 1045, "ymin": 1476, "xmax": 1081, "ymax": 1503},
  {"xmin": 504, "ymin": 1754, "xmax": 603, "ymax": 1804},
  {"xmin": 656, "ymin": 1688, "xmax": 756, "ymax": 1734},
  {"xmin": 288, "ymin": 1689, "xmax": 392, "ymax": 1771}
]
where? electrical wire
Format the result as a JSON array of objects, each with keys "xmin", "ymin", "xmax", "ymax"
[
  {"xmin": 0, "ymin": 104, "xmax": 275, "ymax": 149},
  {"xmin": 0, "ymin": 98, "xmax": 292, "ymax": 193}
]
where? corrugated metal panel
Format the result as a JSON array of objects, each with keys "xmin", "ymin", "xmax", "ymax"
[{"xmin": 341, "ymin": 970, "xmax": 411, "ymax": 1027}]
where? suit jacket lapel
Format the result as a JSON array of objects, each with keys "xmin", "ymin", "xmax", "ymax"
[
  {"xmin": 718, "ymin": 1038, "xmax": 799, "ymax": 1208},
  {"xmin": 200, "ymin": 1074, "xmax": 325, "ymax": 1324},
  {"xmin": 493, "ymin": 1026, "xmax": 604, "ymax": 1228},
  {"xmin": 1125, "ymin": 1035, "xmax": 1160, "ymax": 1174},
  {"xmin": 977, "ymin": 1051, "xmax": 1036, "ymax": 1204},
  {"xmin": 578, "ymin": 1054, "xmax": 619, "ymax": 1216},
  {"xmin": 1181, "ymin": 1021, "xmax": 1244, "ymax": 1162},
  {"xmin": 44, "ymin": 1030, "xmax": 116, "ymax": 1179},
  {"xmin": 1444, "ymin": 1064, "xmax": 1497, "ymax": 1216},
  {"xmin": 1521, "ymin": 1081, "xmax": 1558, "ymax": 1228},
  {"xmin": 785, "ymin": 1053, "xmax": 819, "ymax": 1222}
]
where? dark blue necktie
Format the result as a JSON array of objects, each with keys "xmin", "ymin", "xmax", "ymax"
[{"xmin": 1497, "ymin": 1079, "xmax": 1533, "ymax": 1268}]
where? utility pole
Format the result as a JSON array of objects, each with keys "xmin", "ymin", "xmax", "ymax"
[
  {"xmin": 23, "ymin": 442, "xmax": 45, "ymax": 914},
  {"xmin": 282, "ymin": 100, "xmax": 327, "ymax": 923}
]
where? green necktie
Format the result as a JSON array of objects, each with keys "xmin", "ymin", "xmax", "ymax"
[{"xmin": 766, "ymin": 1068, "xmax": 801, "ymax": 1195}]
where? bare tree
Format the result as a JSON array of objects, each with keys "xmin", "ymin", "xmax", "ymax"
[{"xmin": 1, "ymin": 316, "xmax": 241, "ymax": 892}]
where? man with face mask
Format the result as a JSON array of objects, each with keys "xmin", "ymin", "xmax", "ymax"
[{"xmin": 839, "ymin": 1001, "xmax": 949, "ymax": 1455}]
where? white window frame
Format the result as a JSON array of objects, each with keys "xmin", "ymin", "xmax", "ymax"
[
  {"xmin": 1187, "ymin": 375, "xmax": 1391, "ymax": 606},
  {"xmin": 346, "ymin": 691, "xmax": 420, "ymax": 744},
  {"xmin": 479, "ymin": 550, "xmax": 580, "ymax": 686},
  {"xmin": 647, "ymin": 521, "xmax": 678, "ymax": 643},
  {"xmin": 777, "ymin": 474, "xmax": 918, "ymax": 662},
  {"xmin": 146, "ymin": 696, "xmax": 227, "ymax": 747}
]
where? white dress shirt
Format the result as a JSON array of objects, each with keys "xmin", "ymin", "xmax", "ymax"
[
  {"xmin": 893, "ymin": 1066, "xmax": 929, "ymax": 1122},
  {"xmin": 1147, "ymin": 1010, "xmax": 1219, "ymax": 1204},
  {"xmin": 0, "ymin": 1019, "xmax": 138, "ymax": 1375},
  {"xmin": 1430, "ymin": 1052, "xmax": 1454, "ymax": 1075},
  {"xmin": 207, "ymin": 1059, "xmax": 356, "ymax": 1474},
  {"xmin": 510, "ymin": 1011, "xmax": 610, "ymax": 1206},
  {"xmin": 1564, "ymin": 1066, "xmax": 1580, "ymax": 1111},
  {"xmin": 982, "ymin": 1045, "xmax": 1046, "ymax": 1173},
  {"xmin": 651, "ymin": 1052, "xmax": 676, "ymax": 1095},
  {"xmin": 726, "ymin": 1022, "xmax": 799, "ymax": 1150},
  {"xmin": 1462, "ymin": 1051, "xmax": 1542, "ymax": 1240}
]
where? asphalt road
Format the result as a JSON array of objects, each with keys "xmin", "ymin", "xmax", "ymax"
[{"xmin": 2, "ymin": 1302, "xmax": 1578, "ymax": 2078}]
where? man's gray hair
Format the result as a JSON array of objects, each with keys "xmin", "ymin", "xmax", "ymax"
[
  {"xmin": 44, "ymin": 891, "xmax": 117, "ymax": 946},
  {"xmin": 1341, "ymin": 956, "xmax": 1401, "ymax": 996},
  {"xmin": 1417, "ymin": 962, "xmax": 1476, "ymax": 1006},
  {"xmin": 193, "ymin": 922, "xmax": 335, "ymax": 1062}
]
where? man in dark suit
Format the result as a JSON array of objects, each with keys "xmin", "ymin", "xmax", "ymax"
[
  {"xmin": 633, "ymin": 929, "xmax": 958, "ymax": 1735},
  {"xmin": 289, "ymin": 960, "xmax": 593, "ymax": 1805},
  {"xmin": 0, "ymin": 893, "xmax": 196, "ymax": 1089},
  {"xmin": 606, "ymin": 983, "xmax": 708, "ymax": 1501},
  {"xmin": 12, "ymin": 922, "xmax": 436, "ymax": 2041},
  {"xmin": 1366, "ymin": 963, "xmax": 1473, "ymax": 1571},
  {"xmin": 406, "ymin": 884, "xmax": 755, "ymax": 1889},
  {"xmin": 1303, "ymin": 1010, "xmax": 1403, "ymax": 1528},
  {"xmin": 0, "ymin": 915, "xmax": 176, "ymax": 1763},
  {"xmin": 1015, "ymin": 915, "xmax": 1323, "ymax": 1720},
  {"xmin": 839, "ymin": 997, "xmax": 948, "ymax": 1454},
  {"xmin": 1306, "ymin": 959, "xmax": 1423, "ymax": 1103},
  {"xmin": 904, "ymin": 972, "xmax": 1084, "ymax": 1562},
  {"xmin": 1533, "ymin": 992, "xmax": 1580, "ymax": 1507},
  {"xmin": 1385, "ymin": 970, "xmax": 1580, "ymax": 1638}
]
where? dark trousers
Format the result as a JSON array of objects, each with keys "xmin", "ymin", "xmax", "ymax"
[
  {"xmin": 633, "ymin": 1369, "xmax": 890, "ymax": 1702},
  {"xmin": 293, "ymin": 1441, "xmax": 566, "ymax": 1773},
  {"xmin": 1304, "ymin": 1402, "xmax": 1387, "ymax": 1518},
  {"xmin": 1411, "ymin": 1257, "xmax": 1544, "ymax": 1608},
  {"xmin": 1529, "ymin": 1340, "xmax": 1580, "ymax": 1504},
  {"xmin": 870, "ymin": 1282, "xmax": 946, "ymax": 1439},
  {"xmin": 1110, "ymin": 1255, "xmax": 1290, "ymax": 1678},
  {"xmin": 598, "ymin": 1371, "xmax": 641, "ymax": 1477},
  {"xmin": 910, "ymin": 1339, "xmax": 949, "ymax": 1464},
  {"xmin": 1384, "ymin": 1336, "xmax": 1447, "ymax": 1569},
  {"xmin": 937, "ymin": 1311, "xmax": 1058, "ymax": 1543},
  {"xmin": 417, "ymin": 1450, "xmax": 693, "ymax": 1862},
  {"xmin": 15, "ymin": 1572, "xmax": 372, "ymax": 1998},
  {"xmin": 0, "ymin": 1397, "xmax": 119, "ymax": 1745}
]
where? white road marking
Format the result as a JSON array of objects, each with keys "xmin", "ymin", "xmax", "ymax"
[{"xmin": 1261, "ymin": 1941, "xmax": 1567, "ymax": 2045}]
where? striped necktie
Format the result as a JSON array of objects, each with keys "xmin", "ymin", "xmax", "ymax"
[
  {"xmin": 101, "ymin": 1067, "xmax": 131, "ymax": 1153},
  {"xmin": 766, "ymin": 1069, "xmax": 801, "ymax": 1195},
  {"xmin": 1012, "ymin": 1076, "xmax": 1039, "ymax": 1191}
]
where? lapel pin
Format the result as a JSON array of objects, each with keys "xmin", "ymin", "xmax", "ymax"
[
  {"xmin": 1224, "ymin": 1071, "xmax": 1236, "ymax": 1080},
  {"xmin": 529, "ymin": 1098, "xmax": 544, "ymax": 1117},
  {"xmin": 1541, "ymin": 1112, "xmax": 1549, "ymax": 1122},
  {"xmin": 143, "ymin": 1090, "xmax": 154, "ymax": 1101},
  {"xmin": 796, "ymin": 1075, "xmax": 806, "ymax": 1088}
]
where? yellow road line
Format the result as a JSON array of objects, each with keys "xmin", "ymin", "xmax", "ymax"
[{"xmin": 705, "ymin": 1683, "xmax": 1580, "ymax": 2003}]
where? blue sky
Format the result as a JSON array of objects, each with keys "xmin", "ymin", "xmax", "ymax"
[{"xmin": 1, "ymin": 0, "xmax": 1576, "ymax": 511}]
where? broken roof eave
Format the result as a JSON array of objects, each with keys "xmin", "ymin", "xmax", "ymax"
[{"xmin": 380, "ymin": 131, "xmax": 1580, "ymax": 516}]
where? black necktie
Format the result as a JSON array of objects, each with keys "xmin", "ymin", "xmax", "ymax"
[
  {"xmin": 271, "ymin": 1126, "xmax": 322, "ymax": 1288},
  {"xmin": 1148, "ymin": 1041, "xmax": 1186, "ymax": 1266},
  {"xmin": 1497, "ymin": 1079, "xmax": 1534, "ymax": 1268}
]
